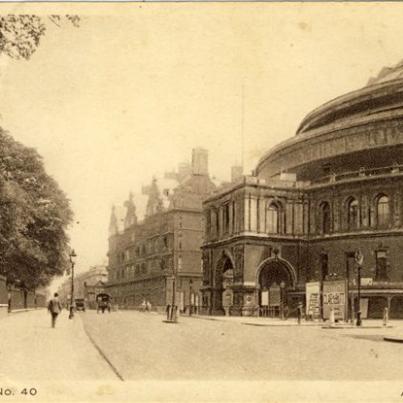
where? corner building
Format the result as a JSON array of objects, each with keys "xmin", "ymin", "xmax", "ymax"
[
  {"xmin": 202, "ymin": 62, "xmax": 403, "ymax": 319},
  {"xmin": 106, "ymin": 149, "xmax": 216, "ymax": 312}
]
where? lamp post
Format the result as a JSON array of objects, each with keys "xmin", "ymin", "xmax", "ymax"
[
  {"xmin": 189, "ymin": 279, "xmax": 193, "ymax": 316},
  {"xmin": 68, "ymin": 249, "xmax": 77, "ymax": 319},
  {"xmin": 354, "ymin": 249, "xmax": 364, "ymax": 327},
  {"xmin": 167, "ymin": 272, "xmax": 177, "ymax": 323},
  {"xmin": 280, "ymin": 281, "xmax": 285, "ymax": 320},
  {"xmin": 164, "ymin": 259, "xmax": 178, "ymax": 323},
  {"xmin": 356, "ymin": 265, "xmax": 362, "ymax": 326}
]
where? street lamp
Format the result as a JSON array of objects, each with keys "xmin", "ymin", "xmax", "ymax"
[
  {"xmin": 354, "ymin": 249, "xmax": 364, "ymax": 327},
  {"xmin": 167, "ymin": 272, "xmax": 177, "ymax": 323},
  {"xmin": 280, "ymin": 281, "xmax": 285, "ymax": 320},
  {"xmin": 356, "ymin": 264, "xmax": 362, "ymax": 326},
  {"xmin": 68, "ymin": 249, "xmax": 77, "ymax": 319},
  {"xmin": 189, "ymin": 279, "xmax": 193, "ymax": 316},
  {"xmin": 164, "ymin": 259, "xmax": 178, "ymax": 324}
]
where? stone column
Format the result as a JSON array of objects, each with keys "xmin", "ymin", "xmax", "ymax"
[
  {"xmin": 361, "ymin": 194, "xmax": 369, "ymax": 228},
  {"xmin": 294, "ymin": 202, "xmax": 303, "ymax": 235},
  {"xmin": 286, "ymin": 201, "xmax": 293, "ymax": 234},
  {"xmin": 394, "ymin": 189, "xmax": 401, "ymax": 228},
  {"xmin": 229, "ymin": 201, "xmax": 233, "ymax": 235},
  {"xmin": 368, "ymin": 198, "xmax": 376, "ymax": 228},
  {"xmin": 218, "ymin": 206, "xmax": 223, "ymax": 238},
  {"xmin": 303, "ymin": 200, "xmax": 309, "ymax": 235},
  {"xmin": 244, "ymin": 194, "xmax": 250, "ymax": 232},
  {"xmin": 250, "ymin": 196, "xmax": 257, "ymax": 233},
  {"xmin": 234, "ymin": 199, "xmax": 239, "ymax": 234},
  {"xmin": 259, "ymin": 197, "xmax": 266, "ymax": 234},
  {"xmin": 309, "ymin": 200, "xmax": 316, "ymax": 234},
  {"xmin": 333, "ymin": 197, "xmax": 340, "ymax": 232}
]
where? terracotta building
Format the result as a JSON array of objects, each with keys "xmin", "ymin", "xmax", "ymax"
[
  {"xmin": 106, "ymin": 148, "xmax": 216, "ymax": 312},
  {"xmin": 202, "ymin": 61, "xmax": 403, "ymax": 319}
]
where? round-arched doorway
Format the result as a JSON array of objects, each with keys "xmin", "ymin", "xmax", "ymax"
[
  {"xmin": 258, "ymin": 259, "xmax": 294, "ymax": 317},
  {"xmin": 215, "ymin": 254, "xmax": 234, "ymax": 315}
]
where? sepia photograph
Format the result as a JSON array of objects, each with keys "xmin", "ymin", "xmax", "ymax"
[{"xmin": 2, "ymin": 2, "xmax": 403, "ymax": 402}]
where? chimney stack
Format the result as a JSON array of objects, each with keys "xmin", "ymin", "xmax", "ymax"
[
  {"xmin": 191, "ymin": 148, "xmax": 208, "ymax": 176},
  {"xmin": 231, "ymin": 165, "xmax": 243, "ymax": 182}
]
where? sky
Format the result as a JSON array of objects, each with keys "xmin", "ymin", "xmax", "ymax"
[{"xmin": 1, "ymin": 3, "xmax": 403, "ymax": 289}]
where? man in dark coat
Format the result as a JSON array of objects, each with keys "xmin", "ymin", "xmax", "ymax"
[{"xmin": 48, "ymin": 293, "xmax": 62, "ymax": 328}]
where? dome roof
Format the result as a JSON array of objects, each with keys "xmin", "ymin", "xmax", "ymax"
[
  {"xmin": 296, "ymin": 65, "xmax": 403, "ymax": 136},
  {"xmin": 256, "ymin": 60, "xmax": 403, "ymax": 181},
  {"xmin": 367, "ymin": 59, "xmax": 403, "ymax": 86}
]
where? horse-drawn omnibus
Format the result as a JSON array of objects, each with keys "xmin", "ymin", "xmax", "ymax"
[{"xmin": 96, "ymin": 293, "xmax": 112, "ymax": 313}]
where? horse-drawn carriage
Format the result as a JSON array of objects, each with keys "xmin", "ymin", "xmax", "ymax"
[{"xmin": 96, "ymin": 293, "xmax": 112, "ymax": 313}]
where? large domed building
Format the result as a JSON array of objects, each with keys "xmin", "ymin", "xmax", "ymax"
[{"xmin": 201, "ymin": 61, "xmax": 403, "ymax": 319}]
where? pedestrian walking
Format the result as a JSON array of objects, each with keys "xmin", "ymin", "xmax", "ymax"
[
  {"xmin": 297, "ymin": 302, "xmax": 303, "ymax": 325},
  {"xmin": 48, "ymin": 293, "xmax": 62, "ymax": 328},
  {"xmin": 284, "ymin": 304, "xmax": 289, "ymax": 320},
  {"xmin": 146, "ymin": 301, "xmax": 152, "ymax": 312}
]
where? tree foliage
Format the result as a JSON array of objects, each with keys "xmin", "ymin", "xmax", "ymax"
[
  {"xmin": 0, "ymin": 14, "xmax": 79, "ymax": 60},
  {"xmin": 0, "ymin": 128, "xmax": 73, "ymax": 289}
]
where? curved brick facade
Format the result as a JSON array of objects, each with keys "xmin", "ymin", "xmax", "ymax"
[{"xmin": 202, "ymin": 65, "xmax": 403, "ymax": 320}]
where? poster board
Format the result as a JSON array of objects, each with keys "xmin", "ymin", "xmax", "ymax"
[
  {"xmin": 360, "ymin": 298, "xmax": 369, "ymax": 319},
  {"xmin": 305, "ymin": 282, "xmax": 321, "ymax": 318},
  {"xmin": 323, "ymin": 280, "xmax": 347, "ymax": 320},
  {"xmin": 261, "ymin": 290, "xmax": 269, "ymax": 306},
  {"xmin": 269, "ymin": 285, "xmax": 280, "ymax": 307}
]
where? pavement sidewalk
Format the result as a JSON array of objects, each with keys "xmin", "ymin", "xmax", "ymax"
[
  {"xmin": 188, "ymin": 314, "xmax": 322, "ymax": 326},
  {"xmin": 188, "ymin": 313, "xmax": 395, "ymax": 328},
  {"xmin": 0, "ymin": 309, "xmax": 117, "ymax": 382}
]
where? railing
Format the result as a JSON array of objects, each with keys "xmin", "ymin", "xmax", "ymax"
[{"xmin": 312, "ymin": 163, "xmax": 403, "ymax": 185}]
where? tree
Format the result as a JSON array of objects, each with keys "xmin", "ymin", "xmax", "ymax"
[
  {"xmin": 0, "ymin": 14, "xmax": 79, "ymax": 60},
  {"xmin": 0, "ymin": 128, "xmax": 73, "ymax": 289},
  {"xmin": 0, "ymin": 14, "xmax": 79, "ymax": 288}
]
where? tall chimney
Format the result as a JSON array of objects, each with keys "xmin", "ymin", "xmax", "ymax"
[
  {"xmin": 231, "ymin": 165, "xmax": 243, "ymax": 182},
  {"xmin": 191, "ymin": 148, "xmax": 208, "ymax": 176}
]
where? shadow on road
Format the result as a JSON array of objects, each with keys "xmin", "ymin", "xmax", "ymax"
[{"xmin": 342, "ymin": 334, "xmax": 385, "ymax": 343}]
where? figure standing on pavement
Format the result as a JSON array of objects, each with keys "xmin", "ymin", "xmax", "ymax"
[
  {"xmin": 284, "ymin": 304, "xmax": 289, "ymax": 320},
  {"xmin": 297, "ymin": 302, "xmax": 303, "ymax": 325},
  {"xmin": 48, "ymin": 292, "xmax": 62, "ymax": 328}
]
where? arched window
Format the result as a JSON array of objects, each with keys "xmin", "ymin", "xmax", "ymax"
[
  {"xmin": 267, "ymin": 202, "xmax": 280, "ymax": 234},
  {"xmin": 320, "ymin": 202, "xmax": 331, "ymax": 234},
  {"xmin": 347, "ymin": 198, "xmax": 359, "ymax": 230},
  {"xmin": 377, "ymin": 195, "xmax": 390, "ymax": 227}
]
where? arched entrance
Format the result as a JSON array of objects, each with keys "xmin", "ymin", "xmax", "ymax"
[
  {"xmin": 257, "ymin": 259, "xmax": 295, "ymax": 317},
  {"xmin": 215, "ymin": 253, "xmax": 234, "ymax": 315}
]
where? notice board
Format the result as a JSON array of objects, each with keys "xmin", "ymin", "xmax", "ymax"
[{"xmin": 323, "ymin": 280, "xmax": 347, "ymax": 320}]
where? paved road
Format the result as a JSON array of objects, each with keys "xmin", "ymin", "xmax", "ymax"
[
  {"xmin": 2, "ymin": 309, "xmax": 403, "ymax": 402},
  {"xmin": 81, "ymin": 310, "xmax": 403, "ymax": 381},
  {"xmin": 0, "ymin": 309, "xmax": 116, "ymax": 382},
  {"xmin": 2, "ymin": 309, "xmax": 403, "ymax": 383}
]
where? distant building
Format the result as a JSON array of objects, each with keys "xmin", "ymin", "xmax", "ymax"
[
  {"xmin": 202, "ymin": 61, "xmax": 403, "ymax": 319},
  {"xmin": 106, "ymin": 148, "xmax": 216, "ymax": 312},
  {"xmin": 57, "ymin": 265, "xmax": 108, "ymax": 308}
]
